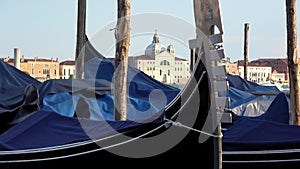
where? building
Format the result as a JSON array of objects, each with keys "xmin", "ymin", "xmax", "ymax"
[
  {"xmin": 218, "ymin": 57, "xmax": 239, "ymax": 75},
  {"xmin": 129, "ymin": 31, "xmax": 190, "ymax": 84},
  {"xmin": 237, "ymin": 60, "xmax": 272, "ymax": 83},
  {"xmin": 249, "ymin": 58, "xmax": 289, "ymax": 82},
  {"xmin": 237, "ymin": 58, "xmax": 300, "ymax": 83},
  {"xmin": 59, "ymin": 60, "xmax": 75, "ymax": 79},
  {"xmin": 2, "ymin": 56, "xmax": 60, "ymax": 82}
]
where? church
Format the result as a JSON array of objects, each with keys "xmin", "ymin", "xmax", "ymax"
[{"xmin": 129, "ymin": 31, "xmax": 190, "ymax": 84}]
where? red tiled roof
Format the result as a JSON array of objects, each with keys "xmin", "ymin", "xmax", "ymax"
[
  {"xmin": 237, "ymin": 58, "xmax": 290, "ymax": 73},
  {"xmin": 60, "ymin": 60, "xmax": 75, "ymax": 65}
]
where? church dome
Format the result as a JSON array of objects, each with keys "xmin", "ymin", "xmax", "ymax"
[{"xmin": 145, "ymin": 30, "xmax": 165, "ymax": 57}]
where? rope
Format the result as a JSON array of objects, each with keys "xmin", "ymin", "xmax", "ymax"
[{"xmin": 164, "ymin": 118, "xmax": 222, "ymax": 138}]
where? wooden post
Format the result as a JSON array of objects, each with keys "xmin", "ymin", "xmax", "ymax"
[
  {"xmin": 75, "ymin": 0, "xmax": 87, "ymax": 79},
  {"xmin": 286, "ymin": 0, "xmax": 300, "ymax": 125},
  {"xmin": 243, "ymin": 23, "xmax": 249, "ymax": 80},
  {"xmin": 114, "ymin": 0, "xmax": 130, "ymax": 121}
]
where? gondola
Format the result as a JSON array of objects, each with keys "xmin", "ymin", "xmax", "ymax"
[
  {"xmin": 8, "ymin": 0, "xmax": 296, "ymax": 168},
  {"xmin": 221, "ymin": 74, "xmax": 300, "ymax": 169},
  {"xmin": 0, "ymin": 23, "xmax": 230, "ymax": 169}
]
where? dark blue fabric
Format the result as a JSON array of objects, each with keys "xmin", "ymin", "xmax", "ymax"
[
  {"xmin": 0, "ymin": 60, "xmax": 40, "ymax": 109},
  {"xmin": 0, "ymin": 110, "xmax": 164, "ymax": 151},
  {"xmin": 42, "ymin": 92, "xmax": 164, "ymax": 121},
  {"xmin": 84, "ymin": 58, "xmax": 180, "ymax": 104},
  {"xmin": 0, "ymin": 56, "xmax": 179, "ymax": 150},
  {"xmin": 0, "ymin": 60, "xmax": 40, "ymax": 87},
  {"xmin": 228, "ymin": 87, "xmax": 257, "ymax": 108},
  {"xmin": 223, "ymin": 75, "xmax": 293, "ymax": 152},
  {"xmin": 37, "ymin": 78, "xmax": 111, "ymax": 100},
  {"xmin": 0, "ymin": 57, "xmax": 295, "ymax": 152},
  {"xmin": 227, "ymin": 73, "xmax": 281, "ymax": 93},
  {"xmin": 223, "ymin": 118, "xmax": 300, "ymax": 151},
  {"xmin": 228, "ymin": 92, "xmax": 290, "ymax": 124},
  {"xmin": 253, "ymin": 92, "xmax": 289, "ymax": 124}
]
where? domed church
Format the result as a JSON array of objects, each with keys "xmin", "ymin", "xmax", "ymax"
[{"xmin": 129, "ymin": 30, "xmax": 190, "ymax": 84}]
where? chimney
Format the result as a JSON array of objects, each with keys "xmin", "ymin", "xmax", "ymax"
[{"xmin": 13, "ymin": 48, "xmax": 21, "ymax": 69}]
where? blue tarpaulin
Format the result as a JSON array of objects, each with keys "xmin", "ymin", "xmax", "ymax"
[
  {"xmin": 0, "ymin": 58, "xmax": 299, "ymax": 153},
  {"xmin": 223, "ymin": 73, "xmax": 295, "ymax": 152},
  {"xmin": 227, "ymin": 74, "xmax": 284, "ymax": 117},
  {"xmin": 0, "ymin": 58, "xmax": 179, "ymax": 150}
]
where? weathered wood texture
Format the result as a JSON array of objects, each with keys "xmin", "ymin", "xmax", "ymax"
[
  {"xmin": 286, "ymin": 0, "xmax": 300, "ymax": 125},
  {"xmin": 114, "ymin": 0, "xmax": 131, "ymax": 121}
]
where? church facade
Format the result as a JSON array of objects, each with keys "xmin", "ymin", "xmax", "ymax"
[{"xmin": 129, "ymin": 31, "xmax": 190, "ymax": 84}]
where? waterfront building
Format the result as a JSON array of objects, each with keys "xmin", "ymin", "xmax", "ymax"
[
  {"xmin": 2, "ymin": 56, "xmax": 60, "ymax": 82},
  {"xmin": 59, "ymin": 60, "xmax": 75, "ymax": 79},
  {"xmin": 128, "ymin": 31, "xmax": 190, "ymax": 84}
]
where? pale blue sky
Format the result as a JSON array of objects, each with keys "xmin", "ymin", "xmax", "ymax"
[{"xmin": 0, "ymin": 0, "xmax": 299, "ymax": 62}]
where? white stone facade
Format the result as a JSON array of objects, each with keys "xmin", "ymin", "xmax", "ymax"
[
  {"xmin": 130, "ymin": 31, "xmax": 190, "ymax": 84},
  {"xmin": 238, "ymin": 66, "xmax": 272, "ymax": 83}
]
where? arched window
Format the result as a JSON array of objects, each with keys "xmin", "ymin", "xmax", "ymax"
[{"xmin": 160, "ymin": 60, "xmax": 170, "ymax": 66}]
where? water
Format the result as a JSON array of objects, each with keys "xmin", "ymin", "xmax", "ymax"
[{"xmin": 170, "ymin": 84, "xmax": 186, "ymax": 90}]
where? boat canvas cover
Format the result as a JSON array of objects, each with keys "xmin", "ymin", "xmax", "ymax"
[
  {"xmin": 0, "ymin": 58, "xmax": 180, "ymax": 151},
  {"xmin": 223, "ymin": 74, "xmax": 300, "ymax": 152}
]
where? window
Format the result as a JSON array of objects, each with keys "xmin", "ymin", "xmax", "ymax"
[
  {"xmin": 43, "ymin": 69, "xmax": 50, "ymax": 75},
  {"xmin": 160, "ymin": 60, "xmax": 170, "ymax": 66}
]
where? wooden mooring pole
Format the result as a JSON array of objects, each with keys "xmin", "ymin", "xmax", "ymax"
[
  {"xmin": 286, "ymin": 0, "xmax": 300, "ymax": 125},
  {"xmin": 243, "ymin": 23, "xmax": 249, "ymax": 80},
  {"xmin": 114, "ymin": 0, "xmax": 131, "ymax": 121}
]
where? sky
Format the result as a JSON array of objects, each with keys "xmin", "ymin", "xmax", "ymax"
[{"xmin": 0, "ymin": 0, "xmax": 299, "ymax": 63}]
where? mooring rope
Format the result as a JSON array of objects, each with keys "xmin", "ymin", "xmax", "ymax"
[{"xmin": 164, "ymin": 118, "xmax": 222, "ymax": 138}]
